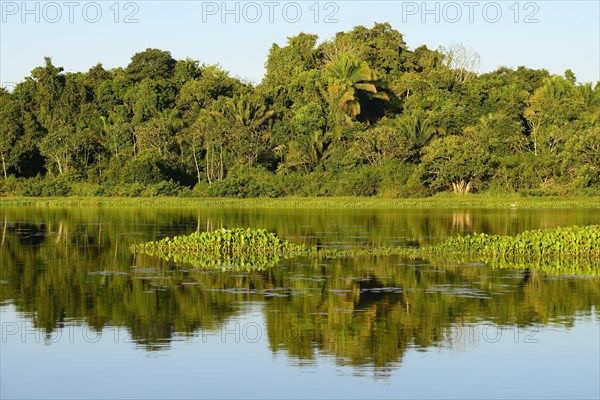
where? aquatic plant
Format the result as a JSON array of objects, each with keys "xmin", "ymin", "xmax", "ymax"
[
  {"xmin": 433, "ymin": 225, "xmax": 600, "ymax": 258},
  {"xmin": 131, "ymin": 225, "xmax": 600, "ymax": 275},
  {"xmin": 131, "ymin": 228, "xmax": 306, "ymax": 269},
  {"xmin": 426, "ymin": 225, "xmax": 600, "ymax": 276}
]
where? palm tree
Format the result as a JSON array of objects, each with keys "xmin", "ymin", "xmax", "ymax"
[
  {"xmin": 223, "ymin": 94, "xmax": 274, "ymax": 130},
  {"xmin": 223, "ymin": 94, "xmax": 274, "ymax": 167},
  {"xmin": 323, "ymin": 53, "xmax": 388, "ymax": 139},
  {"xmin": 395, "ymin": 113, "xmax": 444, "ymax": 161}
]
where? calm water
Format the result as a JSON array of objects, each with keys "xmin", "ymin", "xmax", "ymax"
[{"xmin": 1, "ymin": 206, "xmax": 599, "ymax": 399}]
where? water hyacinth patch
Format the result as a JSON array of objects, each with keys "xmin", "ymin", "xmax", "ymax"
[
  {"xmin": 131, "ymin": 228, "xmax": 307, "ymax": 269},
  {"xmin": 434, "ymin": 225, "xmax": 600, "ymax": 259},
  {"xmin": 131, "ymin": 225, "xmax": 600, "ymax": 275}
]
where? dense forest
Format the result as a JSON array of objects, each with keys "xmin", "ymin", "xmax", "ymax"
[{"xmin": 1, "ymin": 23, "xmax": 598, "ymax": 197}]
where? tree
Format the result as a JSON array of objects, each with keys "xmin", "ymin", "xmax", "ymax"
[
  {"xmin": 126, "ymin": 48, "xmax": 176, "ymax": 81},
  {"xmin": 395, "ymin": 113, "xmax": 444, "ymax": 161},
  {"xmin": 440, "ymin": 43, "xmax": 480, "ymax": 83},
  {"xmin": 420, "ymin": 135, "xmax": 491, "ymax": 194},
  {"xmin": 133, "ymin": 109, "xmax": 181, "ymax": 157},
  {"xmin": 352, "ymin": 125, "xmax": 410, "ymax": 165},
  {"xmin": 101, "ymin": 106, "xmax": 132, "ymax": 158},
  {"xmin": 173, "ymin": 58, "xmax": 202, "ymax": 88},
  {"xmin": 0, "ymin": 90, "xmax": 23, "ymax": 179},
  {"xmin": 29, "ymin": 61, "xmax": 85, "ymax": 176},
  {"xmin": 524, "ymin": 75, "xmax": 581, "ymax": 156},
  {"xmin": 222, "ymin": 94, "xmax": 274, "ymax": 167},
  {"xmin": 322, "ymin": 52, "xmax": 388, "ymax": 138},
  {"xmin": 325, "ymin": 22, "xmax": 408, "ymax": 80},
  {"xmin": 562, "ymin": 126, "xmax": 600, "ymax": 191},
  {"xmin": 283, "ymin": 102, "xmax": 331, "ymax": 171},
  {"xmin": 186, "ymin": 109, "xmax": 228, "ymax": 184},
  {"xmin": 264, "ymin": 33, "xmax": 321, "ymax": 89},
  {"xmin": 176, "ymin": 65, "xmax": 242, "ymax": 121},
  {"xmin": 0, "ymin": 23, "xmax": 597, "ymax": 197}
]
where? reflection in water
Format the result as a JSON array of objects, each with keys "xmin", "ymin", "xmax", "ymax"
[
  {"xmin": 451, "ymin": 210, "xmax": 473, "ymax": 232},
  {"xmin": 0, "ymin": 206, "xmax": 599, "ymax": 374}
]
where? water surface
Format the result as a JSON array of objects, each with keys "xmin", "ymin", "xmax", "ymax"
[{"xmin": 1, "ymin": 206, "xmax": 599, "ymax": 399}]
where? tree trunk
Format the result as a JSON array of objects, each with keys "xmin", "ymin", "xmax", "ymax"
[
  {"xmin": 451, "ymin": 180, "xmax": 472, "ymax": 194},
  {"xmin": 219, "ymin": 147, "xmax": 224, "ymax": 181},
  {"xmin": 192, "ymin": 144, "xmax": 202, "ymax": 184},
  {"xmin": 205, "ymin": 145, "xmax": 212, "ymax": 185},
  {"xmin": 1, "ymin": 154, "xmax": 7, "ymax": 180},
  {"xmin": 55, "ymin": 155, "xmax": 64, "ymax": 175}
]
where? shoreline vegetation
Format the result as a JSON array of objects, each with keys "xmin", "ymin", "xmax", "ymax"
[
  {"xmin": 1, "ymin": 195, "xmax": 599, "ymax": 209},
  {"xmin": 132, "ymin": 225, "xmax": 600, "ymax": 276},
  {"xmin": 1, "ymin": 23, "xmax": 599, "ymax": 199}
]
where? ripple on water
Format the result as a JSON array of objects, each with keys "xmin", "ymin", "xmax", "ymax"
[
  {"xmin": 359, "ymin": 287, "xmax": 403, "ymax": 293},
  {"xmin": 285, "ymin": 276, "xmax": 328, "ymax": 282},
  {"xmin": 87, "ymin": 271, "xmax": 129, "ymax": 276},
  {"xmin": 130, "ymin": 267, "xmax": 158, "ymax": 273}
]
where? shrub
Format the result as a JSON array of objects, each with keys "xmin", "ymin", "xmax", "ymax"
[
  {"xmin": 141, "ymin": 180, "xmax": 184, "ymax": 197},
  {"xmin": 206, "ymin": 167, "xmax": 283, "ymax": 198},
  {"xmin": 121, "ymin": 154, "xmax": 169, "ymax": 185},
  {"xmin": 337, "ymin": 165, "xmax": 381, "ymax": 197}
]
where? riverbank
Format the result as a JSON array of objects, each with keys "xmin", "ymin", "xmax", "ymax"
[{"xmin": 1, "ymin": 195, "xmax": 599, "ymax": 209}]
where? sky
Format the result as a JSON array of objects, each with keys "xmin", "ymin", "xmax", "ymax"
[{"xmin": 1, "ymin": 0, "xmax": 599, "ymax": 89}]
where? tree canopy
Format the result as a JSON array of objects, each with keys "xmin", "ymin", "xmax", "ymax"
[{"xmin": 1, "ymin": 23, "xmax": 598, "ymax": 197}]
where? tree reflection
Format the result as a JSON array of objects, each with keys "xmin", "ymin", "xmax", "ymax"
[{"xmin": 0, "ymin": 207, "xmax": 598, "ymax": 373}]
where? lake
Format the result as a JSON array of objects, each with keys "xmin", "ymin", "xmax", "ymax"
[{"xmin": 1, "ymin": 205, "xmax": 599, "ymax": 399}]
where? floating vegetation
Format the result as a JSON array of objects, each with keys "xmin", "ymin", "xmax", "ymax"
[
  {"xmin": 433, "ymin": 225, "xmax": 600, "ymax": 259},
  {"xmin": 427, "ymin": 225, "xmax": 600, "ymax": 276},
  {"xmin": 131, "ymin": 228, "xmax": 307, "ymax": 270},
  {"xmin": 132, "ymin": 225, "xmax": 600, "ymax": 275},
  {"xmin": 318, "ymin": 225, "xmax": 600, "ymax": 276}
]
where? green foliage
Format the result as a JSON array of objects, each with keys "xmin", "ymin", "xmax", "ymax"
[
  {"xmin": 141, "ymin": 180, "xmax": 184, "ymax": 197},
  {"xmin": 126, "ymin": 48, "xmax": 176, "ymax": 81},
  {"xmin": 0, "ymin": 23, "xmax": 598, "ymax": 198},
  {"xmin": 337, "ymin": 165, "xmax": 381, "ymax": 196},
  {"xmin": 132, "ymin": 228, "xmax": 307, "ymax": 269},
  {"xmin": 322, "ymin": 225, "xmax": 600, "ymax": 276},
  {"xmin": 206, "ymin": 167, "xmax": 283, "ymax": 198},
  {"xmin": 121, "ymin": 153, "xmax": 170, "ymax": 185},
  {"xmin": 130, "ymin": 222, "xmax": 600, "ymax": 276},
  {"xmin": 2, "ymin": 196, "xmax": 599, "ymax": 209},
  {"xmin": 264, "ymin": 33, "xmax": 320, "ymax": 88},
  {"xmin": 436, "ymin": 225, "xmax": 600, "ymax": 258},
  {"xmin": 19, "ymin": 178, "xmax": 72, "ymax": 197},
  {"xmin": 420, "ymin": 135, "xmax": 491, "ymax": 194}
]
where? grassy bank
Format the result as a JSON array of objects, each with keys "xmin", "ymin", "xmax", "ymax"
[{"xmin": 0, "ymin": 194, "xmax": 599, "ymax": 209}]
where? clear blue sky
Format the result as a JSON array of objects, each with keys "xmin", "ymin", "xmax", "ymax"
[{"xmin": 1, "ymin": 1, "xmax": 598, "ymax": 88}]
